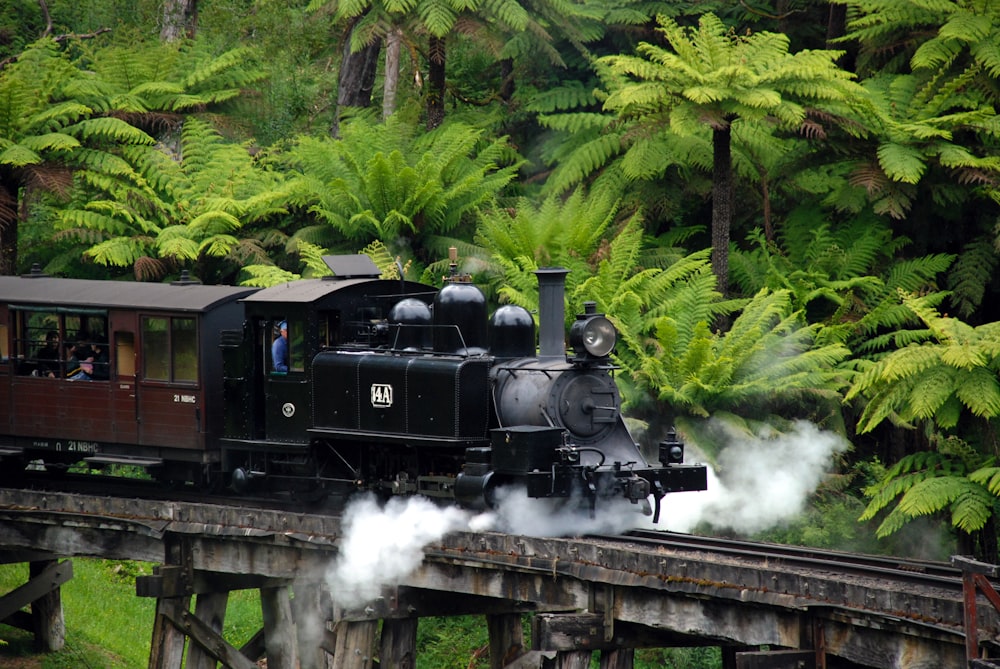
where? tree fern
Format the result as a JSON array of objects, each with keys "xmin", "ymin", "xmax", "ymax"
[
  {"xmin": 276, "ymin": 114, "xmax": 520, "ymax": 264},
  {"xmin": 860, "ymin": 435, "xmax": 1000, "ymax": 543}
]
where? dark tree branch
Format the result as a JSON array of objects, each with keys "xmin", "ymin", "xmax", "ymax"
[{"xmin": 0, "ymin": 0, "xmax": 111, "ymax": 70}]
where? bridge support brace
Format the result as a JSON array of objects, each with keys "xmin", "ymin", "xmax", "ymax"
[
  {"xmin": 139, "ymin": 562, "xmax": 322, "ymax": 669},
  {"xmin": 0, "ymin": 558, "xmax": 72, "ymax": 652}
]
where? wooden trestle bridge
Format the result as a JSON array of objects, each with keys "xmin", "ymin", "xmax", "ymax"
[{"xmin": 1, "ymin": 487, "xmax": 1000, "ymax": 669}]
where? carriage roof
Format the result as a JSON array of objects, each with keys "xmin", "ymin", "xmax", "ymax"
[{"xmin": 0, "ymin": 275, "xmax": 257, "ymax": 313}]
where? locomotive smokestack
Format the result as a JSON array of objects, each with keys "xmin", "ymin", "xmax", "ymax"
[{"xmin": 535, "ymin": 267, "xmax": 569, "ymax": 360}]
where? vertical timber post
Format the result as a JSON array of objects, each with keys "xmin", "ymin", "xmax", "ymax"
[
  {"xmin": 293, "ymin": 583, "xmax": 332, "ymax": 669},
  {"xmin": 380, "ymin": 618, "xmax": 417, "ymax": 668},
  {"xmin": 148, "ymin": 536, "xmax": 193, "ymax": 669},
  {"xmin": 28, "ymin": 559, "xmax": 67, "ymax": 652},
  {"xmin": 261, "ymin": 586, "xmax": 298, "ymax": 669},
  {"xmin": 185, "ymin": 591, "xmax": 229, "ymax": 669},
  {"xmin": 599, "ymin": 647, "xmax": 634, "ymax": 669},
  {"xmin": 331, "ymin": 619, "xmax": 378, "ymax": 669},
  {"xmin": 487, "ymin": 612, "xmax": 524, "ymax": 668},
  {"xmin": 148, "ymin": 596, "xmax": 191, "ymax": 669}
]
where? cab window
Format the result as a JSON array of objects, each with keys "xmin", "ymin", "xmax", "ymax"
[{"xmin": 266, "ymin": 318, "xmax": 304, "ymax": 373}]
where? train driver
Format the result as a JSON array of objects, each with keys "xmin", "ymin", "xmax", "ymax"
[{"xmin": 271, "ymin": 320, "xmax": 289, "ymax": 373}]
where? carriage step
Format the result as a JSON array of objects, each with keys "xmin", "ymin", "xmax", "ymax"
[{"xmin": 84, "ymin": 455, "xmax": 163, "ymax": 468}]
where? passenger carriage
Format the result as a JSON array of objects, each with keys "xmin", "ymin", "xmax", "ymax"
[{"xmin": 0, "ymin": 267, "xmax": 255, "ymax": 483}]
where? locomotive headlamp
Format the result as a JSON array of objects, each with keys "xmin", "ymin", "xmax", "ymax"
[
  {"xmin": 658, "ymin": 429, "xmax": 685, "ymax": 465},
  {"xmin": 570, "ymin": 302, "xmax": 617, "ymax": 360}
]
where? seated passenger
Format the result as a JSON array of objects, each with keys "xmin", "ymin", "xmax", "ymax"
[
  {"xmin": 65, "ymin": 341, "xmax": 94, "ymax": 381},
  {"xmin": 34, "ymin": 331, "xmax": 60, "ymax": 378},
  {"xmin": 90, "ymin": 340, "xmax": 110, "ymax": 380},
  {"xmin": 271, "ymin": 320, "xmax": 289, "ymax": 373}
]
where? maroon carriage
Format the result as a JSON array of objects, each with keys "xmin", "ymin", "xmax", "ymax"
[{"xmin": 0, "ymin": 268, "xmax": 255, "ymax": 484}]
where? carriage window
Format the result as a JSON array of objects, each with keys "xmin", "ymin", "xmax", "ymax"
[
  {"xmin": 173, "ymin": 318, "xmax": 197, "ymax": 382},
  {"xmin": 10, "ymin": 310, "xmax": 109, "ymax": 378},
  {"xmin": 142, "ymin": 316, "xmax": 197, "ymax": 383},
  {"xmin": 20, "ymin": 312, "xmax": 59, "ymax": 372}
]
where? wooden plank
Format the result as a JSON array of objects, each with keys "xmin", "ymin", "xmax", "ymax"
[
  {"xmin": 541, "ymin": 650, "xmax": 591, "ymax": 669},
  {"xmin": 239, "ymin": 628, "xmax": 266, "ymax": 662},
  {"xmin": 148, "ymin": 597, "xmax": 189, "ymax": 669},
  {"xmin": 735, "ymin": 649, "xmax": 816, "ymax": 669},
  {"xmin": 488, "ymin": 613, "xmax": 525, "ymax": 669},
  {"xmin": 533, "ymin": 613, "xmax": 607, "ymax": 651},
  {"xmin": 330, "ymin": 620, "xmax": 378, "ymax": 669},
  {"xmin": 158, "ymin": 599, "xmax": 257, "ymax": 669},
  {"xmin": 293, "ymin": 582, "xmax": 332, "ymax": 669},
  {"xmin": 599, "ymin": 648, "xmax": 634, "ymax": 669},
  {"xmin": 380, "ymin": 618, "xmax": 417, "ymax": 669},
  {"xmin": 186, "ymin": 591, "xmax": 229, "ymax": 669},
  {"xmin": 0, "ymin": 550, "xmax": 59, "ymax": 565},
  {"xmin": 137, "ymin": 566, "xmax": 293, "ymax": 598},
  {"xmin": 261, "ymin": 586, "xmax": 298, "ymax": 669},
  {"xmin": 29, "ymin": 560, "xmax": 68, "ymax": 652},
  {"xmin": 0, "ymin": 560, "xmax": 72, "ymax": 628}
]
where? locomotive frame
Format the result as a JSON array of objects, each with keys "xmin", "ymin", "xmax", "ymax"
[{"xmin": 0, "ymin": 256, "xmax": 707, "ymax": 519}]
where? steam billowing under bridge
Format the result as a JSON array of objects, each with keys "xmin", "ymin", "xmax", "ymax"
[{"xmin": 0, "ymin": 487, "xmax": 999, "ymax": 669}]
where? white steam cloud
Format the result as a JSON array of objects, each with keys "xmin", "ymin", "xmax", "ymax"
[
  {"xmin": 654, "ymin": 419, "xmax": 849, "ymax": 534},
  {"xmin": 326, "ymin": 494, "xmax": 480, "ymax": 608},
  {"xmin": 326, "ymin": 420, "xmax": 848, "ymax": 607}
]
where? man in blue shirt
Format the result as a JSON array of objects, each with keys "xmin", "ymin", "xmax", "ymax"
[{"xmin": 271, "ymin": 321, "xmax": 289, "ymax": 372}]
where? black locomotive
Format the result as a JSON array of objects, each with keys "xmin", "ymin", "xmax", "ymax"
[{"xmin": 0, "ymin": 255, "xmax": 706, "ymax": 520}]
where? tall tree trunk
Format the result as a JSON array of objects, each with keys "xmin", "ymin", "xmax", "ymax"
[
  {"xmin": 383, "ymin": 27, "xmax": 402, "ymax": 120},
  {"xmin": 499, "ymin": 58, "xmax": 514, "ymax": 102},
  {"xmin": 334, "ymin": 17, "xmax": 382, "ymax": 137},
  {"xmin": 0, "ymin": 172, "xmax": 20, "ymax": 276},
  {"xmin": 711, "ymin": 125, "xmax": 733, "ymax": 297},
  {"xmin": 426, "ymin": 36, "xmax": 446, "ymax": 130},
  {"xmin": 160, "ymin": 0, "xmax": 198, "ymax": 42}
]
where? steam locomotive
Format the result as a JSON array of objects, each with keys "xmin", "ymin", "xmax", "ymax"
[{"xmin": 0, "ymin": 255, "xmax": 706, "ymax": 520}]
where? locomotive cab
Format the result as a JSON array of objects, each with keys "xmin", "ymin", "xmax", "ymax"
[{"xmin": 220, "ymin": 254, "xmax": 441, "ymax": 494}]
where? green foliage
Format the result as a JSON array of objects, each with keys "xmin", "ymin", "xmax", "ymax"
[
  {"xmin": 598, "ymin": 13, "xmax": 860, "ymax": 133},
  {"xmin": 415, "ymin": 615, "xmax": 491, "ymax": 668},
  {"xmin": 848, "ymin": 72, "xmax": 1000, "ymax": 219},
  {"xmin": 630, "ymin": 286, "xmax": 850, "ymax": 450},
  {"xmin": 847, "ymin": 291, "xmax": 1000, "ymax": 433},
  {"xmin": 860, "ymin": 435, "xmax": 1000, "ymax": 540},
  {"xmin": 277, "ymin": 114, "xmax": 522, "ymax": 263},
  {"xmin": 59, "ymin": 116, "xmax": 288, "ymax": 281},
  {"xmin": 729, "ymin": 212, "xmax": 957, "ymax": 354},
  {"xmin": 475, "ymin": 185, "xmax": 625, "ymax": 308}
]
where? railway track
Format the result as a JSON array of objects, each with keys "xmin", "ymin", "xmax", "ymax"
[{"xmin": 591, "ymin": 529, "xmax": 982, "ymax": 594}]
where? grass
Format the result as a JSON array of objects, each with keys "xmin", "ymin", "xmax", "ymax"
[{"xmin": 0, "ymin": 558, "xmax": 262, "ymax": 668}]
